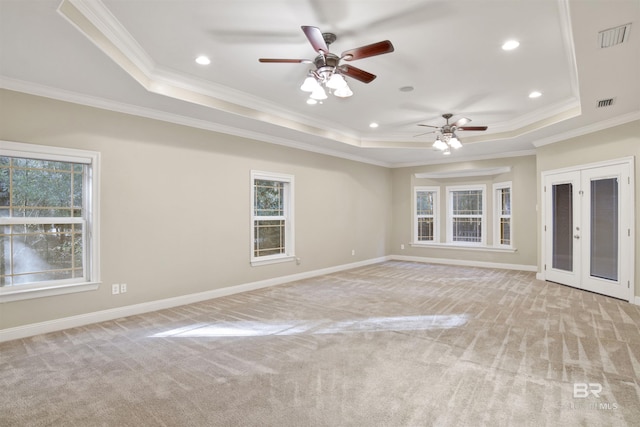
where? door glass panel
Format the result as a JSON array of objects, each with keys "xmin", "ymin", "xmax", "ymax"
[
  {"xmin": 590, "ymin": 178, "xmax": 618, "ymax": 281},
  {"xmin": 552, "ymin": 183, "xmax": 573, "ymax": 271}
]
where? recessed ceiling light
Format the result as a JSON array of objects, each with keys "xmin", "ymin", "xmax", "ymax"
[
  {"xmin": 369, "ymin": 122, "xmax": 379, "ymax": 128},
  {"xmin": 195, "ymin": 55, "xmax": 211, "ymax": 65},
  {"xmin": 529, "ymin": 91, "xmax": 542, "ymax": 98},
  {"xmin": 502, "ymin": 40, "xmax": 520, "ymax": 51},
  {"xmin": 306, "ymin": 98, "xmax": 318, "ymax": 105},
  {"xmin": 399, "ymin": 86, "xmax": 414, "ymax": 92}
]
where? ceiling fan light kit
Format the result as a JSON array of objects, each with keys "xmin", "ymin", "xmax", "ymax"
[
  {"xmin": 421, "ymin": 113, "xmax": 488, "ymax": 155},
  {"xmin": 259, "ymin": 26, "xmax": 394, "ymax": 102}
]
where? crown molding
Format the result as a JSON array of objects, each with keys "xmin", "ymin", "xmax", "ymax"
[
  {"xmin": 0, "ymin": 78, "xmax": 391, "ymax": 168},
  {"xmin": 415, "ymin": 166, "xmax": 512, "ymax": 179},
  {"xmin": 56, "ymin": 0, "xmax": 365, "ymax": 150},
  {"xmin": 533, "ymin": 111, "xmax": 640, "ymax": 147},
  {"xmin": 391, "ymin": 149, "xmax": 537, "ymax": 168}
]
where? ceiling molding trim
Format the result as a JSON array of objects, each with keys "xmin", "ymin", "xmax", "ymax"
[
  {"xmin": 415, "ymin": 166, "xmax": 512, "ymax": 179},
  {"xmin": 60, "ymin": 0, "xmax": 155, "ymax": 75},
  {"xmin": 56, "ymin": 0, "xmax": 367, "ymax": 151},
  {"xmin": 57, "ymin": 0, "xmax": 152, "ymax": 88},
  {"xmin": 464, "ymin": 98, "xmax": 582, "ymax": 143},
  {"xmin": 533, "ymin": 111, "xmax": 640, "ymax": 147},
  {"xmin": 0, "ymin": 78, "xmax": 391, "ymax": 168},
  {"xmin": 557, "ymin": 0, "xmax": 581, "ymax": 99},
  {"xmin": 458, "ymin": 104, "xmax": 582, "ymax": 145},
  {"xmin": 392, "ymin": 149, "xmax": 537, "ymax": 169}
]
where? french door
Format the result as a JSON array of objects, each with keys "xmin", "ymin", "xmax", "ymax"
[{"xmin": 543, "ymin": 160, "xmax": 633, "ymax": 301}]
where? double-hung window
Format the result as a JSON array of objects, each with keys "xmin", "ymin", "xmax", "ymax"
[
  {"xmin": 251, "ymin": 171, "xmax": 294, "ymax": 266},
  {"xmin": 413, "ymin": 187, "xmax": 439, "ymax": 243},
  {"xmin": 0, "ymin": 141, "xmax": 100, "ymax": 302},
  {"xmin": 447, "ymin": 185, "xmax": 486, "ymax": 245},
  {"xmin": 494, "ymin": 182, "xmax": 512, "ymax": 247}
]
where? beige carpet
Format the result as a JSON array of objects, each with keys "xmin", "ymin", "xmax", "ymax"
[{"xmin": 1, "ymin": 261, "xmax": 639, "ymax": 426}]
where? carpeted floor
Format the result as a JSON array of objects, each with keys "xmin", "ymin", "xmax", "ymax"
[{"xmin": 1, "ymin": 261, "xmax": 639, "ymax": 426}]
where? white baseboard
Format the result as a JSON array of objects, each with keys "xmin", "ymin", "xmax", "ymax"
[
  {"xmin": 0, "ymin": 256, "xmax": 389, "ymax": 343},
  {"xmin": 390, "ymin": 254, "xmax": 537, "ymax": 272}
]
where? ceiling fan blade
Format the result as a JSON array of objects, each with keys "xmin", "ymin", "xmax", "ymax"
[
  {"xmin": 458, "ymin": 126, "xmax": 488, "ymax": 131},
  {"xmin": 413, "ymin": 130, "xmax": 436, "ymax": 137},
  {"xmin": 258, "ymin": 58, "xmax": 311, "ymax": 63},
  {"xmin": 452, "ymin": 117, "xmax": 471, "ymax": 127},
  {"xmin": 339, "ymin": 65, "xmax": 376, "ymax": 83},
  {"xmin": 417, "ymin": 124, "xmax": 440, "ymax": 129},
  {"xmin": 301, "ymin": 26, "xmax": 329, "ymax": 54},
  {"xmin": 341, "ymin": 40, "xmax": 394, "ymax": 61}
]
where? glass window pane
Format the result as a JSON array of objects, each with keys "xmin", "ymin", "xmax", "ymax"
[
  {"xmin": 452, "ymin": 190, "xmax": 482, "ymax": 215},
  {"xmin": 254, "ymin": 180, "xmax": 284, "ymax": 216},
  {"xmin": 416, "ymin": 191, "xmax": 433, "ymax": 216},
  {"xmin": 11, "ymin": 168, "xmax": 72, "ymax": 212},
  {"xmin": 500, "ymin": 218, "xmax": 511, "ymax": 245},
  {"xmin": 452, "ymin": 218, "xmax": 482, "ymax": 242},
  {"xmin": 552, "ymin": 183, "xmax": 573, "ymax": 271},
  {"xmin": 417, "ymin": 218, "xmax": 434, "ymax": 241},
  {"xmin": 254, "ymin": 220, "xmax": 285, "ymax": 257},
  {"xmin": 0, "ymin": 163, "xmax": 8, "ymax": 207},
  {"xmin": 590, "ymin": 178, "xmax": 618, "ymax": 281},
  {"xmin": 1, "ymin": 222, "xmax": 84, "ymax": 286},
  {"xmin": 500, "ymin": 188, "xmax": 511, "ymax": 215},
  {"xmin": 11, "ymin": 158, "xmax": 72, "ymax": 171},
  {"xmin": 73, "ymin": 168, "xmax": 84, "ymax": 208}
]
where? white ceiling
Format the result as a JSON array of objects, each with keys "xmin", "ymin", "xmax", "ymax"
[{"xmin": 1, "ymin": 0, "xmax": 638, "ymax": 167}]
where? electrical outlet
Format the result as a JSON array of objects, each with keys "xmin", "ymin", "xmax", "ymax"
[
  {"xmin": 401, "ymin": 244, "xmax": 405, "ymax": 250},
  {"xmin": 111, "ymin": 284, "xmax": 120, "ymax": 295},
  {"xmin": 120, "ymin": 283, "xmax": 127, "ymax": 293},
  {"xmin": 351, "ymin": 249, "xmax": 355, "ymax": 256}
]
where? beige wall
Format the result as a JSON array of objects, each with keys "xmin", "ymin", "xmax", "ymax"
[
  {"xmin": 390, "ymin": 155, "xmax": 538, "ymax": 268},
  {"xmin": 536, "ymin": 119, "xmax": 640, "ymax": 297},
  {"xmin": 0, "ymin": 90, "xmax": 392, "ymax": 329}
]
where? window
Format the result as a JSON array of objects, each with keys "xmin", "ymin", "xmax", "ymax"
[
  {"xmin": 251, "ymin": 171, "xmax": 294, "ymax": 266},
  {"xmin": 447, "ymin": 185, "xmax": 486, "ymax": 245},
  {"xmin": 0, "ymin": 141, "xmax": 100, "ymax": 302},
  {"xmin": 413, "ymin": 187, "xmax": 439, "ymax": 243},
  {"xmin": 494, "ymin": 182, "xmax": 512, "ymax": 247}
]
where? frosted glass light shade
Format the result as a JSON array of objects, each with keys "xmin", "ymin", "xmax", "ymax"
[
  {"xmin": 310, "ymin": 86, "xmax": 328, "ymax": 100},
  {"xmin": 327, "ymin": 73, "xmax": 347, "ymax": 89},
  {"xmin": 449, "ymin": 137, "xmax": 462, "ymax": 149},
  {"xmin": 334, "ymin": 84, "xmax": 353, "ymax": 98},
  {"xmin": 433, "ymin": 138, "xmax": 448, "ymax": 151},
  {"xmin": 300, "ymin": 76, "xmax": 319, "ymax": 92}
]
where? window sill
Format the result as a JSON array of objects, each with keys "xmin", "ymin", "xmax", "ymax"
[
  {"xmin": 410, "ymin": 243, "xmax": 517, "ymax": 253},
  {"xmin": 250, "ymin": 255, "xmax": 297, "ymax": 267},
  {"xmin": 0, "ymin": 281, "xmax": 100, "ymax": 303}
]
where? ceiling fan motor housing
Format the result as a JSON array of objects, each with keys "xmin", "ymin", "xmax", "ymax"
[{"xmin": 314, "ymin": 53, "xmax": 341, "ymax": 81}]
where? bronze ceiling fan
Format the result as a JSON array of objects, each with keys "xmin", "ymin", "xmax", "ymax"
[
  {"xmin": 259, "ymin": 26, "xmax": 394, "ymax": 99},
  {"xmin": 416, "ymin": 113, "xmax": 488, "ymax": 154}
]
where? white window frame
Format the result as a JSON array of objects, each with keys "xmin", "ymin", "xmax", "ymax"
[
  {"xmin": 0, "ymin": 141, "xmax": 101, "ymax": 303},
  {"xmin": 493, "ymin": 181, "xmax": 513, "ymax": 248},
  {"xmin": 250, "ymin": 170, "xmax": 295, "ymax": 266},
  {"xmin": 413, "ymin": 186, "xmax": 439, "ymax": 244},
  {"xmin": 446, "ymin": 184, "xmax": 486, "ymax": 246}
]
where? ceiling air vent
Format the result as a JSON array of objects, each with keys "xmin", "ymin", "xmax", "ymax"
[
  {"xmin": 598, "ymin": 23, "xmax": 631, "ymax": 48},
  {"xmin": 596, "ymin": 98, "xmax": 616, "ymax": 108}
]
